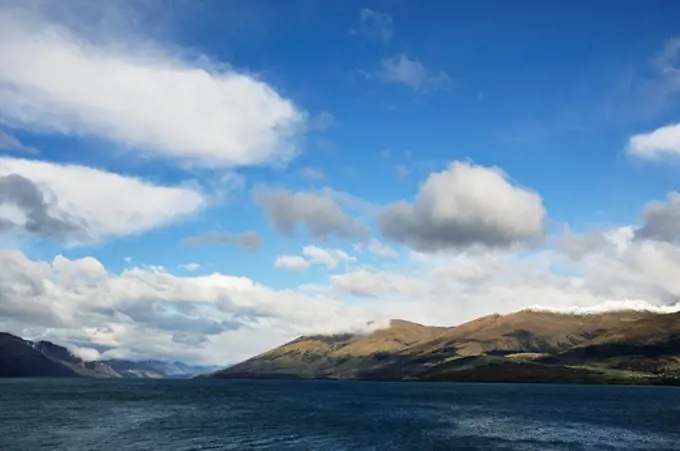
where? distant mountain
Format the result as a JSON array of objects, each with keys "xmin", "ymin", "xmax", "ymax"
[
  {"xmin": 210, "ymin": 310, "xmax": 680, "ymax": 385},
  {"xmin": 0, "ymin": 332, "xmax": 215, "ymax": 378},
  {"xmin": 101, "ymin": 359, "xmax": 218, "ymax": 379}
]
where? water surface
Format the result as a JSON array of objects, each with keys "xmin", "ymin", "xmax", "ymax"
[{"xmin": 1, "ymin": 379, "xmax": 678, "ymax": 450}]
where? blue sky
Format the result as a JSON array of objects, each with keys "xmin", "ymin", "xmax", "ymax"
[{"xmin": 1, "ymin": 0, "xmax": 680, "ymax": 364}]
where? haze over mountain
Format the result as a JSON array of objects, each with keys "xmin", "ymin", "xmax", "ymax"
[{"xmin": 211, "ymin": 310, "xmax": 680, "ymax": 384}]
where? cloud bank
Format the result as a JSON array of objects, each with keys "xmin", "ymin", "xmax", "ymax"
[{"xmin": 0, "ymin": 5, "xmax": 305, "ymax": 168}]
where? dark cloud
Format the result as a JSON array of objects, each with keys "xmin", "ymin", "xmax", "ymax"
[
  {"xmin": 635, "ymin": 192, "xmax": 680, "ymax": 243},
  {"xmin": 253, "ymin": 188, "xmax": 369, "ymax": 240},
  {"xmin": 0, "ymin": 174, "xmax": 87, "ymax": 241},
  {"xmin": 181, "ymin": 231, "xmax": 262, "ymax": 252}
]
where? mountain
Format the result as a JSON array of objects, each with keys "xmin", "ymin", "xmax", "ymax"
[
  {"xmin": 211, "ymin": 319, "xmax": 448, "ymax": 379},
  {"xmin": 0, "ymin": 333, "xmax": 118, "ymax": 378},
  {"xmin": 0, "ymin": 333, "xmax": 79, "ymax": 377},
  {"xmin": 102, "ymin": 359, "xmax": 219, "ymax": 379},
  {"xmin": 0, "ymin": 332, "xmax": 215, "ymax": 378},
  {"xmin": 539, "ymin": 311, "xmax": 680, "ymax": 376},
  {"xmin": 210, "ymin": 310, "xmax": 680, "ymax": 385}
]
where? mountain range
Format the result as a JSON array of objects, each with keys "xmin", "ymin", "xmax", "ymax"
[
  {"xmin": 209, "ymin": 310, "xmax": 680, "ymax": 385},
  {"xmin": 0, "ymin": 333, "xmax": 216, "ymax": 378}
]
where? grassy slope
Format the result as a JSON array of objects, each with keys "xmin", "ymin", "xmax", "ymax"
[{"xmin": 212, "ymin": 320, "xmax": 449, "ymax": 379}]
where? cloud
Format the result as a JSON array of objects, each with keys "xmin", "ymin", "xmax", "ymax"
[
  {"xmin": 4, "ymin": 220, "xmax": 680, "ymax": 364},
  {"xmin": 179, "ymin": 263, "xmax": 200, "ymax": 272},
  {"xmin": 628, "ymin": 123, "xmax": 680, "ymax": 160},
  {"xmin": 379, "ymin": 161, "xmax": 546, "ymax": 252},
  {"xmin": 0, "ymin": 4, "xmax": 305, "ymax": 168},
  {"xmin": 349, "ymin": 9, "xmax": 393, "ymax": 43},
  {"xmin": 0, "ymin": 157, "xmax": 205, "ymax": 243},
  {"xmin": 654, "ymin": 36, "xmax": 680, "ymax": 88},
  {"xmin": 274, "ymin": 255, "xmax": 309, "ymax": 271},
  {"xmin": 298, "ymin": 166, "xmax": 325, "ymax": 181},
  {"xmin": 0, "ymin": 130, "xmax": 38, "ymax": 154},
  {"xmin": 380, "ymin": 54, "xmax": 449, "ymax": 91},
  {"xmin": 182, "ymin": 231, "xmax": 262, "ymax": 252},
  {"xmin": 254, "ymin": 187, "xmax": 370, "ymax": 240},
  {"xmin": 309, "ymin": 111, "xmax": 337, "ymax": 132},
  {"xmin": 0, "ymin": 174, "xmax": 87, "ymax": 241},
  {"xmin": 367, "ymin": 238, "xmax": 399, "ymax": 258},
  {"xmin": 275, "ymin": 246, "xmax": 356, "ymax": 271},
  {"xmin": 554, "ymin": 226, "xmax": 610, "ymax": 260},
  {"xmin": 635, "ymin": 192, "xmax": 680, "ymax": 243},
  {"xmin": 0, "ymin": 249, "xmax": 377, "ymax": 364},
  {"xmin": 354, "ymin": 238, "xmax": 399, "ymax": 259}
]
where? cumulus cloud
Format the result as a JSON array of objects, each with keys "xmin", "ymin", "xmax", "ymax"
[
  {"xmin": 0, "ymin": 4, "xmax": 305, "ymax": 168},
  {"xmin": 254, "ymin": 187, "xmax": 370, "ymax": 240},
  {"xmin": 628, "ymin": 123, "xmax": 680, "ymax": 160},
  {"xmin": 635, "ymin": 192, "xmax": 680, "ymax": 243},
  {"xmin": 0, "ymin": 157, "xmax": 205, "ymax": 243},
  {"xmin": 182, "ymin": 231, "xmax": 262, "ymax": 252},
  {"xmin": 380, "ymin": 54, "xmax": 449, "ymax": 91},
  {"xmin": 349, "ymin": 9, "xmax": 393, "ymax": 43},
  {"xmin": 0, "ymin": 130, "xmax": 38, "ymax": 154},
  {"xmin": 379, "ymin": 161, "xmax": 546, "ymax": 252}
]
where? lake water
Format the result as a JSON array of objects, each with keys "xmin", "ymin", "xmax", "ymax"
[{"xmin": 1, "ymin": 379, "xmax": 678, "ymax": 450}]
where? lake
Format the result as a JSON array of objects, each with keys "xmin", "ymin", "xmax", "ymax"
[{"xmin": 1, "ymin": 379, "xmax": 678, "ymax": 450}]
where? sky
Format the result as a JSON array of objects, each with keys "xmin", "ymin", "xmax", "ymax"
[{"xmin": 1, "ymin": 0, "xmax": 680, "ymax": 365}]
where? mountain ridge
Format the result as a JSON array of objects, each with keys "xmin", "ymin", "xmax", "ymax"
[{"xmin": 210, "ymin": 310, "xmax": 680, "ymax": 385}]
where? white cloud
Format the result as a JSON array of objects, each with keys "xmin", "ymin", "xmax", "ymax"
[
  {"xmin": 3, "ymin": 221, "xmax": 680, "ymax": 365},
  {"xmin": 302, "ymin": 245, "xmax": 356, "ymax": 269},
  {"xmin": 380, "ymin": 54, "xmax": 449, "ymax": 91},
  {"xmin": 379, "ymin": 161, "xmax": 546, "ymax": 252},
  {"xmin": 628, "ymin": 123, "xmax": 680, "ymax": 159},
  {"xmin": 0, "ymin": 5, "xmax": 305, "ymax": 168},
  {"xmin": 0, "ymin": 156, "xmax": 205, "ymax": 243},
  {"xmin": 274, "ymin": 255, "xmax": 310, "ymax": 271},
  {"xmin": 275, "ymin": 245, "xmax": 356, "ymax": 271},
  {"xmin": 0, "ymin": 249, "xmax": 378, "ymax": 365},
  {"xmin": 354, "ymin": 238, "xmax": 399, "ymax": 259},
  {"xmin": 179, "ymin": 263, "xmax": 200, "ymax": 272}
]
